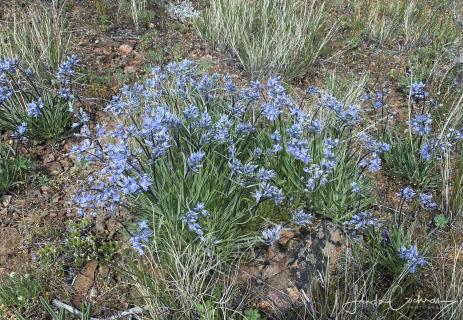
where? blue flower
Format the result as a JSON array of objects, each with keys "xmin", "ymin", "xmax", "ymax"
[
  {"xmin": 0, "ymin": 76, "xmax": 12, "ymax": 103},
  {"xmin": 397, "ymin": 187, "xmax": 416, "ymax": 202},
  {"xmin": 410, "ymin": 82, "xmax": 428, "ymax": 101},
  {"xmin": 399, "ymin": 245, "xmax": 426, "ymax": 273},
  {"xmin": 188, "ymin": 151, "xmax": 206, "ymax": 172},
  {"xmin": 419, "ymin": 193, "xmax": 437, "ymax": 210},
  {"xmin": 345, "ymin": 212, "xmax": 379, "ymax": 231},
  {"xmin": 183, "ymin": 104, "xmax": 200, "ymax": 122},
  {"xmin": 253, "ymin": 182, "xmax": 285, "ymax": 204},
  {"xmin": 292, "ymin": 209, "xmax": 314, "ymax": 226},
  {"xmin": 359, "ymin": 153, "xmax": 382, "ymax": 172},
  {"xmin": 256, "ymin": 168, "xmax": 276, "ymax": 182},
  {"xmin": 237, "ymin": 122, "xmax": 255, "ymax": 135},
  {"xmin": 358, "ymin": 133, "xmax": 390, "ymax": 153},
  {"xmin": 288, "ymin": 138, "xmax": 311, "ymax": 164},
  {"xmin": 15, "ymin": 122, "xmax": 27, "ymax": 137},
  {"xmin": 181, "ymin": 202, "xmax": 209, "ymax": 238},
  {"xmin": 410, "ymin": 113, "xmax": 432, "ymax": 136},
  {"xmin": 262, "ymin": 102, "xmax": 281, "ymax": 121},
  {"xmin": 262, "ymin": 225, "xmax": 282, "ymax": 245},
  {"xmin": 306, "ymin": 85, "xmax": 320, "ymax": 95},
  {"xmin": 224, "ymin": 75, "xmax": 237, "ymax": 94},
  {"xmin": 213, "ymin": 114, "xmax": 232, "ymax": 143},
  {"xmin": 0, "ymin": 58, "xmax": 19, "ymax": 74},
  {"xmin": 351, "ymin": 181, "xmax": 360, "ymax": 193},
  {"xmin": 130, "ymin": 220, "xmax": 153, "ymax": 254},
  {"xmin": 27, "ymin": 99, "xmax": 44, "ymax": 118}
]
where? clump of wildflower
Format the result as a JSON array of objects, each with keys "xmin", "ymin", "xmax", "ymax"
[
  {"xmin": 410, "ymin": 82, "xmax": 428, "ymax": 102},
  {"xmin": 262, "ymin": 225, "xmax": 282, "ymax": 245},
  {"xmin": 345, "ymin": 212, "xmax": 379, "ymax": 231},
  {"xmin": 181, "ymin": 203, "xmax": 208, "ymax": 238},
  {"xmin": 130, "ymin": 221, "xmax": 153, "ymax": 254},
  {"xmin": 419, "ymin": 193, "xmax": 437, "ymax": 210},
  {"xmin": 399, "ymin": 245, "xmax": 427, "ymax": 273},
  {"xmin": 188, "ymin": 151, "xmax": 206, "ymax": 172},
  {"xmin": 292, "ymin": 209, "xmax": 314, "ymax": 226},
  {"xmin": 396, "ymin": 187, "xmax": 416, "ymax": 202}
]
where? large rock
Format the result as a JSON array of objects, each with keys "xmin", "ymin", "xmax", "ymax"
[{"xmin": 239, "ymin": 222, "xmax": 345, "ymax": 317}]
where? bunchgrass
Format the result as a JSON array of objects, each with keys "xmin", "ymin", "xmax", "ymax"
[
  {"xmin": 197, "ymin": 0, "xmax": 335, "ymax": 79},
  {"xmin": 0, "ymin": 1, "xmax": 71, "ymax": 84}
]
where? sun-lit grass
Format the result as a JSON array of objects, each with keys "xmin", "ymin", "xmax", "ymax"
[
  {"xmin": 0, "ymin": 1, "xmax": 71, "ymax": 84},
  {"xmin": 197, "ymin": 0, "xmax": 336, "ymax": 79}
]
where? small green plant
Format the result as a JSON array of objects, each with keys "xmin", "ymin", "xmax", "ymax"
[
  {"xmin": 434, "ymin": 214, "xmax": 449, "ymax": 228},
  {"xmin": 243, "ymin": 309, "xmax": 262, "ymax": 320},
  {"xmin": 384, "ymin": 128, "xmax": 438, "ymax": 189},
  {"xmin": 0, "ymin": 144, "xmax": 34, "ymax": 194},
  {"xmin": 37, "ymin": 219, "xmax": 118, "ymax": 268},
  {"xmin": 0, "ymin": 273, "xmax": 43, "ymax": 316}
]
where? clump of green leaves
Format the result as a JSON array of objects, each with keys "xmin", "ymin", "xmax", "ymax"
[
  {"xmin": 0, "ymin": 143, "xmax": 34, "ymax": 194},
  {"xmin": 384, "ymin": 128, "xmax": 438, "ymax": 189},
  {"xmin": 37, "ymin": 219, "xmax": 118, "ymax": 268},
  {"xmin": 0, "ymin": 273, "xmax": 43, "ymax": 316}
]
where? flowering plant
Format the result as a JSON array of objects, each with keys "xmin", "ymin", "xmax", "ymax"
[
  {"xmin": 73, "ymin": 60, "xmax": 390, "ymax": 257},
  {"xmin": 0, "ymin": 56, "xmax": 80, "ymax": 142}
]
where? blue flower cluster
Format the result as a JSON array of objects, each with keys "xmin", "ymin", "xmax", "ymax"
[
  {"xmin": 410, "ymin": 113, "xmax": 432, "ymax": 136},
  {"xmin": 56, "ymin": 55, "xmax": 79, "ymax": 99},
  {"xmin": 261, "ymin": 225, "xmax": 282, "ymax": 245},
  {"xmin": 410, "ymin": 82, "xmax": 429, "ymax": 102},
  {"xmin": 396, "ymin": 186, "xmax": 416, "ymax": 202},
  {"xmin": 181, "ymin": 203, "xmax": 209, "ymax": 239},
  {"xmin": 399, "ymin": 245, "xmax": 427, "ymax": 273},
  {"xmin": 292, "ymin": 209, "xmax": 314, "ymax": 226},
  {"xmin": 358, "ymin": 133, "xmax": 390, "ymax": 173},
  {"xmin": 345, "ymin": 211, "xmax": 380, "ymax": 231},
  {"xmin": 130, "ymin": 221, "xmax": 153, "ymax": 255},
  {"xmin": 418, "ymin": 193, "xmax": 437, "ymax": 210}
]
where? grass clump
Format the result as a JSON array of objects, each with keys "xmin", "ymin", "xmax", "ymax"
[
  {"xmin": 0, "ymin": 1, "xmax": 71, "ymax": 84},
  {"xmin": 0, "ymin": 144, "xmax": 34, "ymax": 194},
  {"xmin": 197, "ymin": 0, "xmax": 335, "ymax": 79}
]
